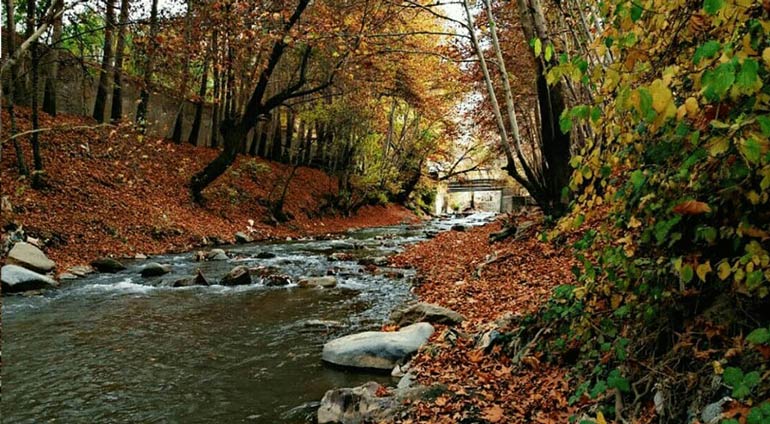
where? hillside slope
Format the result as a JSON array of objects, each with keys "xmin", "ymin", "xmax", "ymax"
[{"xmin": 1, "ymin": 108, "xmax": 417, "ymax": 270}]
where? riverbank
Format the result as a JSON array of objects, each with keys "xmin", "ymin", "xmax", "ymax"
[
  {"xmin": 389, "ymin": 212, "xmax": 576, "ymax": 422},
  {"xmin": 1, "ymin": 108, "xmax": 418, "ymax": 271}
]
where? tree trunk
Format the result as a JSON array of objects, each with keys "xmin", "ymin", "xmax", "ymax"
[
  {"xmin": 135, "ymin": 0, "xmax": 159, "ymax": 127},
  {"xmin": 189, "ymin": 58, "xmax": 209, "ymax": 146},
  {"xmin": 270, "ymin": 110, "xmax": 283, "ymax": 161},
  {"xmin": 93, "ymin": 0, "xmax": 116, "ymax": 123},
  {"xmin": 171, "ymin": 0, "xmax": 194, "ymax": 143},
  {"xmin": 2, "ymin": 0, "xmax": 29, "ymax": 175},
  {"xmin": 110, "ymin": 0, "xmax": 130, "ymax": 122},
  {"xmin": 209, "ymin": 30, "xmax": 221, "ymax": 148},
  {"xmin": 27, "ymin": 0, "xmax": 44, "ymax": 187},
  {"xmin": 257, "ymin": 115, "xmax": 270, "ymax": 157},
  {"xmin": 302, "ymin": 124, "xmax": 312, "ymax": 165},
  {"xmin": 283, "ymin": 110, "xmax": 294, "ymax": 163},
  {"xmin": 42, "ymin": 0, "xmax": 63, "ymax": 116}
]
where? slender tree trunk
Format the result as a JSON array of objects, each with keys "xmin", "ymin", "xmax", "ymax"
[
  {"xmin": 189, "ymin": 57, "xmax": 209, "ymax": 146},
  {"xmin": 2, "ymin": 0, "xmax": 29, "ymax": 175},
  {"xmin": 135, "ymin": 0, "xmax": 159, "ymax": 127},
  {"xmin": 93, "ymin": 0, "xmax": 116, "ymax": 123},
  {"xmin": 209, "ymin": 30, "xmax": 221, "ymax": 148},
  {"xmin": 257, "ymin": 115, "xmax": 270, "ymax": 157},
  {"xmin": 27, "ymin": 0, "xmax": 44, "ymax": 187},
  {"xmin": 171, "ymin": 0, "xmax": 193, "ymax": 143},
  {"xmin": 248, "ymin": 123, "xmax": 261, "ymax": 156},
  {"xmin": 110, "ymin": 0, "xmax": 130, "ymax": 122},
  {"xmin": 270, "ymin": 109, "xmax": 283, "ymax": 161},
  {"xmin": 302, "ymin": 124, "xmax": 312, "ymax": 165},
  {"xmin": 283, "ymin": 110, "xmax": 294, "ymax": 163},
  {"xmin": 42, "ymin": 0, "xmax": 63, "ymax": 116}
]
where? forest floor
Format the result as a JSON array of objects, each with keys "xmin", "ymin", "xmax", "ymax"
[
  {"xmin": 0, "ymin": 107, "xmax": 418, "ymax": 271},
  {"xmin": 390, "ymin": 212, "xmax": 580, "ymax": 423}
]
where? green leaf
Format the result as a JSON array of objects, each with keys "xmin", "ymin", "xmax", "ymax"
[
  {"xmin": 757, "ymin": 115, "xmax": 770, "ymax": 137},
  {"xmin": 747, "ymin": 328, "xmax": 770, "ymax": 344},
  {"xmin": 534, "ymin": 38, "xmax": 542, "ymax": 57},
  {"xmin": 744, "ymin": 371, "xmax": 761, "ymax": 388},
  {"xmin": 746, "ymin": 407, "xmax": 764, "ymax": 424},
  {"xmin": 607, "ymin": 369, "xmax": 631, "ymax": 392},
  {"xmin": 638, "ymin": 88, "xmax": 656, "ymax": 122},
  {"xmin": 589, "ymin": 380, "xmax": 607, "ymax": 398},
  {"xmin": 723, "ymin": 367, "xmax": 744, "ymax": 386},
  {"xmin": 591, "ymin": 106, "xmax": 602, "ymax": 122},
  {"xmin": 545, "ymin": 43, "xmax": 554, "ymax": 62},
  {"xmin": 559, "ymin": 112, "xmax": 573, "ymax": 134},
  {"xmin": 701, "ymin": 62, "xmax": 735, "ymax": 102},
  {"xmin": 630, "ymin": 2, "xmax": 643, "ymax": 21},
  {"xmin": 741, "ymin": 138, "xmax": 762, "ymax": 164},
  {"xmin": 735, "ymin": 58, "xmax": 761, "ymax": 95},
  {"xmin": 733, "ymin": 384, "xmax": 751, "ymax": 399},
  {"xmin": 681, "ymin": 265, "xmax": 694, "ymax": 283},
  {"xmin": 630, "ymin": 170, "xmax": 646, "ymax": 191},
  {"xmin": 693, "ymin": 40, "xmax": 721, "ymax": 65},
  {"xmin": 703, "ymin": 0, "xmax": 724, "ymax": 15}
]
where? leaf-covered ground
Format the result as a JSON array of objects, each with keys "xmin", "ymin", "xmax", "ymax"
[
  {"xmin": 390, "ymin": 214, "xmax": 578, "ymax": 423},
  {"xmin": 0, "ymin": 107, "xmax": 417, "ymax": 270}
]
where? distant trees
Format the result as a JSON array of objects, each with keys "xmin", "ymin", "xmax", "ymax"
[{"xmin": 460, "ymin": 0, "xmax": 573, "ymax": 217}]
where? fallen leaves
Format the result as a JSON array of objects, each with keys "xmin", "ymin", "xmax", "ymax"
[
  {"xmin": 0, "ymin": 107, "xmax": 418, "ymax": 270},
  {"xmin": 392, "ymin": 212, "xmax": 576, "ymax": 423}
]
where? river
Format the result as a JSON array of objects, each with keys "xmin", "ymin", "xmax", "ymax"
[{"xmin": 2, "ymin": 213, "xmax": 494, "ymax": 423}]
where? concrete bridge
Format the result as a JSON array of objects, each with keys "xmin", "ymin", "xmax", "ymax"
[{"xmin": 434, "ymin": 178, "xmax": 532, "ymax": 214}]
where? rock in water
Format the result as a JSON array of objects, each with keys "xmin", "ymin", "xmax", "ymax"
[
  {"xmin": 298, "ymin": 276, "xmax": 337, "ymax": 288},
  {"xmin": 170, "ymin": 270, "xmax": 209, "ymax": 287},
  {"xmin": 263, "ymin": 274, "xmax": 292, "ymax": 286},
  {"xmin": 140, "ymin": 262, "xmax": 172, "ymax": 278},
  {"xmin": 1, "ymin": 264, "xmax": 58, "ymax": 293},
  {"xmin": 206, "ymin": 249, "xmax": 229, "ymax": 261},
  {"xmin": 90, "ymin": 257, "xmax": 127, "ymax": 273},
  {"xmin": 256, "ymin": 251, "xmax": 276, "ymax": 259},
  {"xmin": 390, "ymin": 302, "xmax": 465, "ymax": 326},
  {"xmin": 220, "ymin": 266, "xmax": 252, "ymax": 286},
  {"xmin": 317, "ymin": 382, "xmax": 398, "ymax": 424},
  {"xmin": 234, "ymin": 232, "xmax": 253, "ymax": 244},
  {"xmin": 7, "ymin": 242, "xmax": 56, "ymax": 273},
  {"xmin": 322, "ymin": 323, "xmax": 434, "ymax": 370}
]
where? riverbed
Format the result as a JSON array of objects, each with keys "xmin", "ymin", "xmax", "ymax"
[{"xmin": 2, "ymin": 213, "xmax": 494, "ymax": 423}]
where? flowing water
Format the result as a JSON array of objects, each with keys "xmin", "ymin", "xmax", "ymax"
[{"xmin": 2, "ymin": 213, "xmax": 494, "ymax": 424}]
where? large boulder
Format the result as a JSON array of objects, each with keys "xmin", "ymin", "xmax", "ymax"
[
  {"xmin": 317, "ymin": 381, "xmax": 429, "ymax": 424},
  {"xmin": 322, "ymin": 323, "xmax": 434, "ymax": 370},
  {"xmin": 91, "ymin": 257, "xmax": 127, "ymax": 273},
  {"xmin": 220, "ymin": 266, "xmax": 251, "ymax": 286},
  {"xmin": 140, "ymin": 262, "xmax": 172, "ymax": 278},
  {"xmin": 7, "ymin": 242, "xmax": 56, "ymax": 273},
  {"xmin": 1, "ymin": 264, "xmax": 58, "ymax": 293},
  {"xmin": 317, "ymin": 382, "xmax": 398, "ymax": 424},
  {"xmin": 234, "ymin": 232, "xmax": 253, "ymax": 244},
  {"xmin": 298, "ymin": 276, "xmax": 337, "ymax": 288},
  {"xmin": 390, "ymin": 302, "xmax": 465, "ymax": 326}
]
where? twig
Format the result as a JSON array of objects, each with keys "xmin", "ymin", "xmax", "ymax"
[{"xmin": 0, "ymin": 123, "xmax": 113, "ymax": 145}]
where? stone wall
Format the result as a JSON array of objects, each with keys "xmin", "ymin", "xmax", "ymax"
[{"xmin": 2, "ymin": 43, "xmax": 215, "ymax": 147}]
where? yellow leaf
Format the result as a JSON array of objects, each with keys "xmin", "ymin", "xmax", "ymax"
[
  {"xmin": 650, "ymin": 79, "xmax": 673, "ymax": 114},
  {"xmin": 713, "ymin": 360, "xmax": 724, "ymax": 374},
  {"xmin": 685, "ymin": 97, "xmax": 699, "ymax": 116},
  {"xmin": 718, "ymin": 261, "xmax": 731, "ymax": 280},
  {"xmin": 596, "ymin": 411, "xmax": 608, "ymax": 424},
  {"xmin": 708, "ymin": 137, "xmax": 730, "ymax": 157},
  {"xmin": 628, "ymin": 216, "xmax": 642, "ymax": 228},
  {"xmin": 697, "ymin": 262, "xmax": 712, "ymax": 282},
  {"xmin": 763, "ymin": 48, "xmax": 770, "ymax": 66}
]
